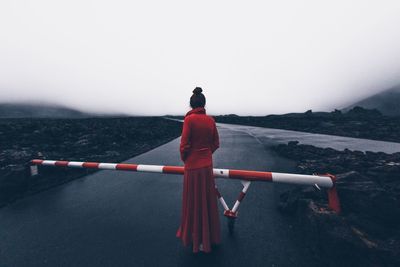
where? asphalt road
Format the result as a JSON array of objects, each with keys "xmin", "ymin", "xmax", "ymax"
[{"xmin": 1, "ymin": 124, "xmax": 398, "ymax": 266}]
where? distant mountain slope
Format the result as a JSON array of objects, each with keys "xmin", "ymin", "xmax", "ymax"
[
  {"xmin": 345, "ymin": 86, "xmax": 400, "ymax": 116},
  {"xmin": 0, "ymin": 103, "xmax": 93, "ymax": 118}
]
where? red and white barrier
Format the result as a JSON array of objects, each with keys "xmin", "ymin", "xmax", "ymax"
[{"xmin": 30, "ymin": 159, "xmax": 341, "ymax": 214}]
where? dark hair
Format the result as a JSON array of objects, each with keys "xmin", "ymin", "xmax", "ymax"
[{"xmin": 190, "ymin": 87, "xmax": 206, "ymax": 108}]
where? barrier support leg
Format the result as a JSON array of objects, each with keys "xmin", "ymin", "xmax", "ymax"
[
  {"xmin": 224, "ymin": 180, "xmax": 251, "ymax": 234},
  {"xmin": 30, "ymin": 165, "xmax": 39, "ymax": 176},
  {"xmin": 318, "ymin": 173, "xmax": 341, "ymax": 214},
  {"xmin": 328, "ymin": 185, "xmax": 341, "ymax": 213},
  {"xmin": 215, "ymin": 186, "xmax": 230, "ymax": 212}
]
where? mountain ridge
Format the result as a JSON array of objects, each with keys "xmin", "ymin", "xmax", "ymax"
[
  {"xmin": 0, "ymin": 102, "xmax": 129, "ymax": 118},
  {"xmin": 344, "ymin": 85, "xmax": 400, "ymax": 116}
]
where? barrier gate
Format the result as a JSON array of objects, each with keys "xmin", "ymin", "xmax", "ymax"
[{"xmin": 30, "ymin": 159, "xmax": 341, "ymax": 232}]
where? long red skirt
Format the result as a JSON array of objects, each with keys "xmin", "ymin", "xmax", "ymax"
[{"xmin": 176, "ymin": 165, "xmax": 221, "ymax": 253}]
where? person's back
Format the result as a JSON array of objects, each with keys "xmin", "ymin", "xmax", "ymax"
[
  {"xmin": 180, "ymin": 108, "xmax": 219, "ymax": 170},
  {"xmin": 187, "ymin": 113, "xmax": 215, "ymax": 149},
  {"xmin": 176, "ymin": 87, "xmax": 221, "ymax": 253}
]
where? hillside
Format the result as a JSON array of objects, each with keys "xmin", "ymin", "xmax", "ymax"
[
  {"xmin": 0, "ymin": 103, "xmax": 95, "ymax": 118},
  {"xmin": 345, "ymin": 86, "xmax": 400, "ymax": 116}
]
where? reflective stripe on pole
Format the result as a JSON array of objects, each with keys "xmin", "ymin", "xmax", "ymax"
[{"xmin": 30, "ymin": 159, "xmax": 334, "ymax": 188}]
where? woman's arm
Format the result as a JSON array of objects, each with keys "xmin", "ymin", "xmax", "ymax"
[
  {"xmin": 211, "ymin": 121, "xmax": 219, "ymax": 153},
  {"xmin": 180, "ymin": 117, "xmax": 191, "ymax": 162}
]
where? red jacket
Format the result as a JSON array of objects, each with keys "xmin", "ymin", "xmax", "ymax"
[{"xmin": 180, "ymin": 107, "xmax": 219, "ymax": 170}]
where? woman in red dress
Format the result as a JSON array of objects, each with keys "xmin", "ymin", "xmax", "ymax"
[{"xmin": 176, "ymin": 87, "xmax": 221, "ymax": 253}]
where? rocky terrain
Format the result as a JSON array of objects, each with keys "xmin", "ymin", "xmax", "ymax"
[
  {"xmin": 0, "ymin": 117, "xmax": 182, "ymax": 207},
  {"xmin": 215, "ymin": 106, "xmax": 400, "ymax": 143},
  {"xmin": 273, "ymin": 141, "xmax": 400, "ymax": 266}
]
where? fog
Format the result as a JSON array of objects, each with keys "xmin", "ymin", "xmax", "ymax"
[{"xmin": 1, "ymin": 1, "xmax": 400, "ymax": 115}]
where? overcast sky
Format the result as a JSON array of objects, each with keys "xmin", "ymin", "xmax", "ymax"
[{"xmin": 1, "ymin": 1, "xmax": 400, "ymax": 115}]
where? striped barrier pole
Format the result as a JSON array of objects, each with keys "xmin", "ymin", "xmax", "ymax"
[{"xmin": 30, "ymin": 159, "xmax": 341, "ymax": 215}]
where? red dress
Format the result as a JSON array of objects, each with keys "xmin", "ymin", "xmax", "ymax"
[{"xmin": 176, "ymin": 107, "xmax": 221, "ymax": 253}]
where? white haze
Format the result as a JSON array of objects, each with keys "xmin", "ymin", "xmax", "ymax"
[{"xmin": 1, "ymin": 0, "xmax": 400, "ymax": 115}]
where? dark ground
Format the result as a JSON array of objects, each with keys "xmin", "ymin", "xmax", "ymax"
[
  {"xmin": 1, "ymin": 115, "xmax": 399, "ymax": 266},
  {"xmin": 0, "ymin": 117, "xmax": 182, "ymax": 207},
  {"xmin": 274, "ymin": 141, "xmax": 400, "ymax": 266},
  {"xmin": 214, "ymin": 106, "xmax": 400, "ymax": 143}
]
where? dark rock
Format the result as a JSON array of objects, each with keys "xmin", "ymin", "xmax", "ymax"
[
  {"xmin": 336, "ymin": 171, "xmax": 400, "ymax": 228},
  {"xmin": 347, "ymin": 106, "xmax": 382, "ymax": 117},
  {"xmin": 274, "ymin": 143, "xmax": 400, "ymax": 266},
  {"xmin": 331, "ymin": 109, "xmax": 342, "ymax": 115},
  {"xmin": 288, "ymin": 140, "xmax": 299, "ymax": 146},
  {"xmin": 296, "ymin": 201, "xmax": 400, "ymax": 267}
]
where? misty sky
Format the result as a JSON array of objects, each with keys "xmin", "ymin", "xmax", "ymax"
[{"xmin": 1, "ymin": 1, "xmax": 400, "ymax": 115}]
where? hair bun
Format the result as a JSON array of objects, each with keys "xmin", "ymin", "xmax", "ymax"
[{"xmin": 193, "ymin": 87, "xmax": 203, "ymax": 95}]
